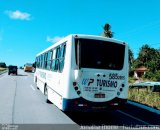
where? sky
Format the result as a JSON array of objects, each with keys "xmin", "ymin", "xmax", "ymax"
[{"xmin": 0, "ymin": 0, "xmax": 160, "ymax": 67}]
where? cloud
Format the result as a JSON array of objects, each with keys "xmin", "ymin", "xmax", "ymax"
[
  {"xmin": 5, "ymin": 10, "xmax": 31, "ymax": 20},
  {"xmin": 47, "ymin": 36, "xmax": 64, "ymax": 43}
]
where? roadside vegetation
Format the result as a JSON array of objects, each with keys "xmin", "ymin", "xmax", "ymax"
[
  {"xmin": 129, "ymin": 44, "xmax": 160, "ymax": 110},
  {"xmin": 129, "ymin": 44, "xmax": 160, "ymax": 81},
  {"xmin": 0, "ymin": 62, "xmax": 7, "ymax": 73},
  {"xmin": 0, "ymin": 67, "xmax": 7, "ymax": 71},
  {"xmin": 129, "ymin": 88, "xmax": 160, "ymax": 109},
  {"xmin": 128, "ymin": 88, "xmax": 160, "ymax": 109},
  {"xmin": 0, "ymin": 67, "xmax": 7, "ymax": 73},
  {"xmin": 0, "ymin": 68, "xmax": 7, "ymax": 75}
]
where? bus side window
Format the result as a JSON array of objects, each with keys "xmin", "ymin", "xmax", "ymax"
[
  {"xmin": 39, "ymin": 56, "xmax": 41, "ymax": 68},
  {"xmin": 54, "ymin": 47, "xmax": 60, "ymax": 71},
  {"xmin": 46, "ymin": 50, "xmax": 52, "ymax": 70},
  {"xmin": 37, "ymin": 56, "xmax": 40, "ymax": 68},
  {"xmin": 38, "ymin": 56, "xmax": 40, "ymax": 68},
  {"xmin": 51, "ymin": 43, "xmax": 66, "ymax": 72},
  {"xmin": 51, "ymin": 49, "xmax": 56, "ymax": 71},
  {"xmin": 35, "ymin": 57, "xmax": 38, "ymax": 68},
  {"xmin": 44, "ymin": 53, "xmax": 48, "ymax": 69},
  {"xmin": 42, "ymin": 54, "xmax": 44, "ymax": 69},
  {"xmin": 59, "ymin": 43, "xmax": 66, "ymax": 72},
  {"xmin": 40, "ymin": 55, "xmax": 44, "ymax": 68}
]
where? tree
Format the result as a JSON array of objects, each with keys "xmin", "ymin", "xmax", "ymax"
[
  {"xmin": 129, "ymin": 47, "xmax": 134, "ymax": 68},
  {"xmin": 136, "ymin": 44, "xmax": 160, "ymax": 74},
  {"xmin": 0, "ymin": 62, "xmax": 7, "ymax": 68},
  {"xmin": 128, "ymin": 47, "xmax": 135, "ymax": 76},
  {"xmin": 102, "ymin": 23, "xmax": 114, "ymax": 38},
  {"xmin": 137, "ymin": 44, "xmax": 151, "ymax": 67}
]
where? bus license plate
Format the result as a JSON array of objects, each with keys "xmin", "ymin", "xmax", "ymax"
[{"xmin": 94, "ymin": 93, "xmax": 105, "ymax": 98}]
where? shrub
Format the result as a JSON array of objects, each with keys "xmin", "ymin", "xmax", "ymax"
[
  {"xmin": 0, "ymin": 62, "xmax": 6, "ymax": 68},
  {"xmin": 155, "ymin": 70, "xmax": 160, "ymax": 81},
  {"xmin": 129, "ymin": 88, "xmax": 160, "ymax": 109}
]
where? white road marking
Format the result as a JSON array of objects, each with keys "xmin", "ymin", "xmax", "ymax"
[
  {"xmin": 30, "ymin": 85, "xmax": 36, "ymax": 91},
  {"xmin": 117, "ymin": 110, "xmax": 151, "ymax": 125}
]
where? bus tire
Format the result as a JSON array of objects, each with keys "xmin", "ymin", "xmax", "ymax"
[
  {"xmin": 35, "ymin": 77, "xmax": 39, "ymax": 90},
  {"xmin": 44, "ymin": 85, "xmax": 51, "ymax": 103}
]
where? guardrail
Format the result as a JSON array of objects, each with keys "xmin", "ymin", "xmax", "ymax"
[
  {"xmin": 129, "ymin": 81, "xmax": 160, "ymax": 92},
  {"xmin": 128, "ymin": 100, "xmax": 160, "ymax": 115}
]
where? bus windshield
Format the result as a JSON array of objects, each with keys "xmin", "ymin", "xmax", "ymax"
[{"xmin": 75, "ymin": 38, "xmax": 125, "ymax": 70}]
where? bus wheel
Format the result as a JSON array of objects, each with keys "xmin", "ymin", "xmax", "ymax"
[
  {"xmin": 35, "ymin": 77, "xmax": 39, "ymax": 89},
  {"xmin": 44, "ymin": 85, "xmax": 50, "ymax": 103}
]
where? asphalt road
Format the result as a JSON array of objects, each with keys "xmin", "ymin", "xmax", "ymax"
[{"xmin": 0, "ymin": 69, "xmax": 159, "ymax": 130}]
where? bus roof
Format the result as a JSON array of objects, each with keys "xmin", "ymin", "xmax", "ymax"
[{"xmin": 36, "ymin": 34, "xmax": 126, "ymax": 57}]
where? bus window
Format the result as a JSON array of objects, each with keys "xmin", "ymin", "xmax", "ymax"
[
  {"xmin": 59, "ymin": 44, "xmax": 66, "ymax": 72},
  {"xmin": 54, "ymin": 47, "xmax": 60, "ymax": 71},
  {"xmin": 37, "ymin": 57, "xmax": 39, "ymax": 68},
  {"xmin": 75, "ymin": 39, "xmax": 125, "ymax": 70},
  {"xmin": 40, "ymin": 55, "xmax": 44, "ymax": 68},
  {"xmin": 75, "ymin": 39, "xmax": 81, "ymax": 69},
  {"xmin": 43, "ymin": 53, "xmax": 47, "ymax": 69},
  {"xmin": 35, "ymin": 57, "xmax": 38, "ymax": 68},
  {"xmin": 38, "ymin": 56, "xmax": 40, "ymax": 68},
  {"xmin": 46, "ymin": 50, "xmax": 52, "ymax": 70},
  {"xmin": 51, "ymin": 49, "xmax": 56, "ymax": 71}
]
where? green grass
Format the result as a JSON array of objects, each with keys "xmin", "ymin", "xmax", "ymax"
[
  {"xmin": 0, "ymin": 67, "xmax": 7, "ymax": 73},
  {"xmin": 128, "ymin": 88, "xmax": 160, "ymax": 109},
  {"xmin": 128, "ymin": 77, "xmax": 135, "ymax": 84}
]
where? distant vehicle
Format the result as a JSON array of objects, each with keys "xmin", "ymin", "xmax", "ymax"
[
  {"xmin": 8, "ymin": 65, "xmax": 18, "ymax": 75},
  {"xmin": 34, "ymin": 34, "xmax": 128, "ymax": 112},
  {"xmin": 24, "ymin": 63, "xmax": 33, "ymax": 72},
  {"xmin": 19, "ymin": 66, "xmax": 23, "ymax": 69}
]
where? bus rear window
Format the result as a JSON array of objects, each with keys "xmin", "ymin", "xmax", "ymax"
[{"xmin": 75, "ymin": 39, "xmax": 125, "ymax": 70}]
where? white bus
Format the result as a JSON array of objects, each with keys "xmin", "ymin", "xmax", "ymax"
[{"xmin": 34, "ymin": 34, "xmax": 128, "ymax": 112}]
